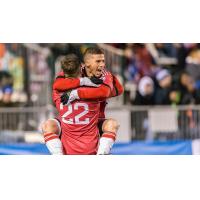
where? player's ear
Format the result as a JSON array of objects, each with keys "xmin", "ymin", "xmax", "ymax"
[
  {"xmin": 83, "ymin": 64, "xmax": 90, "ymax": 69},
  {"xmin": 81, "ymin": 63, "xmax": 90, "ymax": 69},
  {"xmin": 81, "ymin": 63, "xmax": 85, "ymax": 68},
  {"xmin": 85, "ymin": 65, "xmax": 90, "ymax": 69}
]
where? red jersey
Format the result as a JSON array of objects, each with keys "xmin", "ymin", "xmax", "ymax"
[{"xmin": 53, "ymin": 90, "xmax": 100, "ymax": 155}]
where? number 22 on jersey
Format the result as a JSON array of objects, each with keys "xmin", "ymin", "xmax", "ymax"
[{"xmin": 60, "ymin": 102, "xmax": 90, "ymax": 125}]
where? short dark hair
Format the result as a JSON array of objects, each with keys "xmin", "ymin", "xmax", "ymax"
[
  {"xmin": 61, "ymin": 54, "xmax": 81, "ymax": 77},
  {"xmin": 83, "ymin": 47, "xmax": 104, "ymax": 61}
]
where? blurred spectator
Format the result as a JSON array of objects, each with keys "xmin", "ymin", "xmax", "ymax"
[
  {"xmin": 125, "ymin": 61, "xmax": 140, "ymax": 83},
  {"xmin": 124, "ymin": 44, "xmax": 156, "ymax": 83},
  {"xmin": 132, "ymin": 44, "xmax": 155, "ymax": 77},
  {"xmin": 185, "ymin": 47, "xmax": 200, "ymax": 81},
  {"xmin": 0, "ymin": 71, "xmax": 13, "ymax": 105},
  {"xmin": 179, "ymin": 71, "xmax": 200, "ymax": 104},
  {"xmin": 132, "ymin": 76, "xmax": 155, "ymax": 105},
  {"xmin": 177, "ymin": 44, "xmax": 200, "ymax": 74},
  {"xmin": 154, "ymin": 69, "xmax": 179, "ymax": 105}
]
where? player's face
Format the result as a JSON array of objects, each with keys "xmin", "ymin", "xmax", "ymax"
[{"xmin": 85, "ymin": 54, "xmax": 105, "ymax": 78}]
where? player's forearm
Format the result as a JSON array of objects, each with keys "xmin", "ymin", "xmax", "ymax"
[
  {"xmin": 53, "ymin": 78, "xmax": 80, "ymax": 91},
  {"xmin": 116, "ymin": 77, "xmax": 124, "ymax": 95},
  {"xmin": 77, "ymin": 85, "xmax": 111, "ymax": 99},
  {"xmin": 110, "ymin": 76, "xmax": 124, "ymax": 97}
]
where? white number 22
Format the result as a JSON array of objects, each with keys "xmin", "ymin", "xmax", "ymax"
[{"xmin": 60, "ymin": 102, "xmax": 89, "ymax": 125}]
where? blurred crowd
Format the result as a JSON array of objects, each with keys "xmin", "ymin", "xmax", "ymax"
[
  {"xmin": 1, "ymin": 43, "xmax": 200, "ymax": 107},
  {"xmin": 0, "ymin": 44, "xmax": 26, "ymax": 106},
  {"xmin": 0, "ymin": 43, "xmax": 89, "ymax": 107},
  {"xmin": 111, "ymin": 43, "xmax": 200, "ymax": 106}
]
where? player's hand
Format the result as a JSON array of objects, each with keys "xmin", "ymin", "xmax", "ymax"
[
  {"xmin": 61, "ymin": 91, "xmax": 70, "ymax": 105},
  {"xmin": 79, "ymin": 77, "xmax": 102, "ymax": 87},
  {"xmin": 61, "ymin": 89, "xmax": 80, "ymax": 105}
]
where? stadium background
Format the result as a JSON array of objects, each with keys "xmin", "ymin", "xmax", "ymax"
[{"xmin": 0, "ymin": 43, "xmax": 200, "ymax": 154}]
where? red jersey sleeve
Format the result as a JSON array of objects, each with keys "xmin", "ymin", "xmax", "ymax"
[
  {"xmin": 77, "ymin": 85, "xmax": 111, "ymax": 99},
  {"xmin": 53, "ymin": 78, "xmax": 80, "ymax": 91},
  {"xmin": 110, "ymin": 75, "xmax": 124, "ymax": 97},
  {"xmin": 53, "ymin": 71, "xmax": 80, "ymax": 91}
]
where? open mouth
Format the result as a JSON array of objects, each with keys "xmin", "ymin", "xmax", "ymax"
[
  {"xmin": 97, "ymin": 68, "xmax": 102, "ymax": 73},
  {"xmin": 95, "ymin": 68, "xmax": 101, "ymax": 75}
]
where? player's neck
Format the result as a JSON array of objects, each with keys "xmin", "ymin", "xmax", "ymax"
[{"xmin": 64, "ymin": 73, "xmax": 80, "ymax": 78}]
